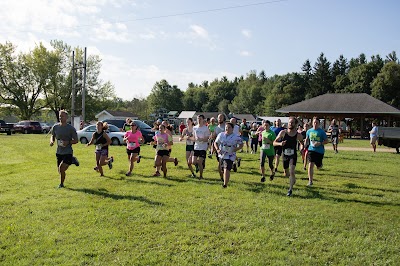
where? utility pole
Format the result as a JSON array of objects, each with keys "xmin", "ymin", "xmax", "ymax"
[
  {"xmin": 71, "ymin": 48, "xmax": 87, "ymax": 127},
  {"xmin": 71, "ymin": 51, "xmax": 75, "ymax": 126},
  {"xmin": 82, "ymin": 47, "xmax": 87, "ymax": 123}
]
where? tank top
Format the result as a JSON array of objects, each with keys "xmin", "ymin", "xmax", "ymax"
[
  {"xmin": 282, "ymin": 131, "xmax": 297, "ymax": 156},
  {"xmin": 185, "ymin": 128, "xmax": 194, "ymax": 146},
  {"xmin": 94, "ymin": 131, "xmax": 108, "ymax": 150}
]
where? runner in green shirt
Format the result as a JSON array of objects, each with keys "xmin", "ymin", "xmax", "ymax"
[{"xmin": 260, "ymin": 120, "xmax": 276, "ymax": 182}]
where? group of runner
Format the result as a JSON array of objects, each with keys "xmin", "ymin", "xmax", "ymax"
[{"xmin": 50, "ymin": 110, "xmax": 331, "ymax": 196}]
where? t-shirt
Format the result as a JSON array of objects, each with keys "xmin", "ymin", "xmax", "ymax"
[
  {"xmin": 124, "ymin": 130, "xmax": 143, "ymax": 150},
  {"xmin": 193, "ymin": 125, "xmax": 210, "ymax": 151},
  {"xmin": 329, "ymin": 125, "xmax": 339, "ymax": 137},
  {"xmin": 51, "ymin": 123, "xmax": 77, "ymax": 155},
  {"xmin": 153, "ymin": 132, "xmax": 172, "ymax": 151},
  {"xmin": 306, "ymin": 128, "xmax": 327, "ymax": 154},
  {"xmin": 233, "ymin": 125, "xmax": 240, "ymax": 136},
  {"xmin": 215, "ymin": 132, "xmax": 243, "ymax": 161},
  {"xmin": 370, "ymin": 126, "xmax": 378, "ymax": 138},
  {"xmin": 272, "ymin": 126, "xmax": 285, "ymax": 136},
  {"xmin": 250, "ymin": 129, "xmax": 258, "ymax": 139},
  {"xmin": 261, "ymin": 130, "xmax": 276, "ymax": 156},
  {"xmin": 123, "ymin": 123, "xmax": 131, "ymax": 132},
  {"xmin": 214, "ymin": 123, "xmax": 225, "ymax": 137},
  {"xmin": 208, "ymin": 124, "xmax": 217, "ymax": 133},
  {"xmin": 240, "ymin": 123, "xmax": 250, "ymax": 137}
]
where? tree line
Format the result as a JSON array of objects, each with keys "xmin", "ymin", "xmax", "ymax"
[{"xmin": 1, "ymin": 40, "xmax": 399, "ymax": 122}]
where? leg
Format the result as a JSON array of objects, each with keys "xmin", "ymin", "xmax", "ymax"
[
  {"xmin": 186, "ymin": 151, "xmax": 195, "ymax": 176},
  {"xmin": 58, "ymin": 162, "xmax": 69, "ymax": 186},
  {"xmin": 162, "ymin": 155, "xmax": 169, "ymax": 177},
  {"xmin": 198, "ymin": 157, "xmax": 205, "ymax": 178},
  {"xmin": 288, "ymin": 160, "xmax": 296, "ymax": 191},
  {"xmin": 223, "ymin": 168, "xmax": 231, "ymax": 187},
  {"xmin": 308, "ymin": 162, "xmax": 315, "ymax": 184}
]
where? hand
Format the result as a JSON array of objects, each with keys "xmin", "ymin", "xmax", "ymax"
[{"xmin": 281, "ymin": 140, "xmax": 287, "ymax": 146}]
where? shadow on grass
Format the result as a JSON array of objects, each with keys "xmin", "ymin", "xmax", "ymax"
[
  {"xmin": 337, "ymin": 170, "xmax": 396, "ymax": 179},
  {"xmin": 342, "ymin": 182, "xmax": 400, "ymax": 193},
  {"xmin": 67, "ymin": 188, "xmax": 164, "ymax": 206}
]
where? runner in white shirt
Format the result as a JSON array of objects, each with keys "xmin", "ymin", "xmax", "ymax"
[
  {"xmin": 192, "ymin": 115, "xmax": 211, "ymax": 179},
  {"xmin": 229, "ymin": 117, "xmax": 242, "ymax": 171},
  {"xmin": 214, "ymin": 122, "xmax": 243, "ymax": 188}
]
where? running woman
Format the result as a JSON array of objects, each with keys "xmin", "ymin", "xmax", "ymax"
[
  {"xmin": 152, "ymin": 124, "xmax": 173, "ymax": 177},
  {"xmin": 193, "ymin": 115, "xmax": 211, "ymax": 179},
  {"xmin": 180, "ymin": 118, "xmax": 196, "ymax": 177},
  {"xmin": 123, "ymin": 121, "xmax": 144, "ymax": 176},
  {"xmin": 87, "ymin": 121, "xmax": 114, "ymax": 177},
  {"xmin": 250, "ymin": 122, "xmax": 259, "ymax": 154}
]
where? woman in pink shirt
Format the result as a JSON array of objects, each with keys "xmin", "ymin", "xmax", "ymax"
[{"xmin": 123, "ymin": 122, "xmax": 143, "ymax": 176}]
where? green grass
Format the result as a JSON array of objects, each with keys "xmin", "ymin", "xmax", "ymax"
[{"xmin": 1, "ymin": 134, "xmax": 399, "ymax": 265}]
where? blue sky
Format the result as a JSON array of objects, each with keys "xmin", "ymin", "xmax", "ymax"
[{"xmin": 1, "ymin": 0, "xmax": 399, "ymax": 100}]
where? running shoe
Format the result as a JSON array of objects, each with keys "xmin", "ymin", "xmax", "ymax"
[
  {"xmin": 137, "ymin": 155, "xmax": 141, "ymax": 163},
  {"xmin": 208, "ymin": 154, "xmax": 212, "ymax": 159},
  {"xmin": 237, "ymin": 158, "xmax": 241, "ymax": 167},
  {"xmin": 307, "ymin": 181, "xmax": 313, "ymax": 186},
  {"xmin": 152, "ymin": 171, "xmax": 161, "ymax": 177},
  {"xmin": 287, "ymin": 189, "xmax": 292, "ymax": 196},
  {"xmin": 191, "ymin": 172, "xmax": 196, "ymax": 178},
  {"xmin": 58, "ymin": 183, "xmax": 64, "ymax": 188},
  {"xmin": 174, "ymin": 158, "xmax": 178, "ymax": 166},
  {"xmin": 108, "ymin": 157, "xmax": 114, "ymax": 169},
  {"xmin": 72, "ymin": 156, "xmax": 80, "ymax": 166},
  {"xmin": 222, "ymin": 184, "xmax": 227, "ymax": 188},
  {"xmin": 260, "ymin": 176, "xmax": 266, "ymax": 182},
  {"xmin": 125, "ymin": 172, "xmax": 132, "ymax": 177},
  {"xmin": 94, "ymin": 166, "xmax": 99, "ymax": 172},
  {"xmin": 269, "ymin": 173, "xmax": 275, "ymax": 181}
]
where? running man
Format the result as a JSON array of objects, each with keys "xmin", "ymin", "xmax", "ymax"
[
  {"xmin": 328, "ymin": 119, "xmax": 341, "ymax": 153},
  {"xmin": 208, "ymin": 117, "xmax": 217, "ymax": 158},
  {"xmin": 123, "ymin": 121, "xmax": 143, "ymax": 176},
  {"xmin": 369, "ymin": 122, "xmax": 378, "ymax": 152},
  {"xmin": 87, "ymin": 121, "xmax": 114, "ymax": 177},
  {"xmin": 240, "ymin": 118, "xmax": 250, "ymax": 153},
  {"xmin": 273, "ymin": 117, "xmax": 303, "ymax": 196},
  {"xmin": 305, "ymin": 117, "xmax": 328, "ymax": 186},
  {"xmin": 49, "ymin": 110, "xmax": 79, "ymax": 188},
  {"xmin": 214, "ymin": 122, "xmax": 243, "ymax": 188},
  {"xmin": 180, "ymin": 118, "xmax": 196, "ymax": 177},
  {"xmin": 260, "ymin": 120, "xmax": 276, "ymax": 182},
  {"xmin": 192, "ymin": 115, "xmax": 211, "ymax": 179},
  {"xmin": 272, "ymin": 119, "xmax": 285, "ymax": 173}
]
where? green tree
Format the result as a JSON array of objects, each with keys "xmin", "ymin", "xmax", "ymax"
[
  {"xmin": 309, "ymin": 53, "xmax": 332, "ymax": 97},
  {"xmin": 0, "ymin": 42, "xmax": 50, "ymax": 119},
  {"xmin": 148, "ymin": 80, "xmax": 183, "ymax": 113},
  {"xmin": 371, "ymin": 62, "xmax": 400, "ymax": 109}
]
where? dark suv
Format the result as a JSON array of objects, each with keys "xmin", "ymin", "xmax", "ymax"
[
  {"xmin": 14, "ymin": 121, "xmax": 43, "ymax": 134},
  {"xmin": 103, "ymin": 119, "xmax": 155, "ymax": 143}
]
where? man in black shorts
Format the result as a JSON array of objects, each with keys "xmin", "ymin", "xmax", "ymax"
[
  {"xmin": 273, "ymin": 117, "xmax": 303, "ymax": 196},
  {"xmin": 50, "ymin": 110, "xmax": 79, "ymax": 188}
]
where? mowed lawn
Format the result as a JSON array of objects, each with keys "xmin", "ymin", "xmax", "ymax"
[{"xmin": 0, "ymin": 134, "xmax": 399, "ymax": 265}]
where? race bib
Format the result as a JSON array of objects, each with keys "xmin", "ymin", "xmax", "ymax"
[
  {"xmin": 222, "ymin": 145, "xmax": 233, "ymax": 153},
  {"xmin": 96, "ymin": 144, "xmax": 103, "ymax": 150},
  {"xmin": 262, "ymin": 144, "xmax": 270, "ymax": 150},
  {"xmin": 284, "ymin": 148, "xmax": 294, "ymax": 156},
  {"xmin": 311, "ymin": 140, "xmax": 318, "ymax": 146},
  {"xmin": 128, "ymin": 142, "xmax": 136, "ymax": 149},
  {"xmin": 57, "ymin": 139, "xmax": 65, "ymax": 147}
]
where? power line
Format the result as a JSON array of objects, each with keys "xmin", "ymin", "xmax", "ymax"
[{"xmin": 2, "ymin": 0, "xmax": 288, "ymax": 35}]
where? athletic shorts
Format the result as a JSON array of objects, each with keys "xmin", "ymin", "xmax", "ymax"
[
  {"xmin": 241, "ymin": 136, "xmax": 249, "ymax": 142},
  {"xmin": 186, "ymin": 145, "xmax": 194, "ymax": 152},
  {"xmin": 282, "ymin": 153, "xmax": 297, "ymax": 169},
  {"xmin": 157, "ymin": 150, "xmax": 169, "ymax": 157},
  {"xmin": 194, "ymin": 150, "xmax": 207, "ymax": 159},
  {"xmin": 95, "ymin": 149, "xmax": 109, "ymax": 157},
  {"xmin": 219, "ymin": 158, "xmax": 234, "ymax": 171},
  {"xmin": 331, "ymin": 136, "xmax": 339, "ymax": 145},
  {"xmin": 56, "ymin": 154, "xmax": 73, "ymax": 166},
  {"xmin": 307, "ymin": 151, "xmax": 324, "ymax": 168},
  {"xmin": 274, "ymin": 146, "xmax": 282, "ymax": 156},
  {"xmin": 370, "ymin": 136, "xmax": 377, "ymax": 145},
  {"xmin": 260, "ymin": 151, "xmax": 274, "ymax": 170},
  {"xmin": 127, "ymin": 147, "xmax": 140, "ymax": 155}
]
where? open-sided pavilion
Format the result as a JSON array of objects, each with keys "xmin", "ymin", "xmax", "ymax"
[{"xmin": 276, "ymin": 93, "xmax": 400, "ymax": 137}]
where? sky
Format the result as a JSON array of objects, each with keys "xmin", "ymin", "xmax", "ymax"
[{"xmin": 1, "ymin": 0, "xmax": 399, "ymax": 100}]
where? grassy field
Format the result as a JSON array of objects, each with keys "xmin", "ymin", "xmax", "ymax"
[{"xmin": 0, "ymin": 134, "xmax": 399, "ymax": 265}]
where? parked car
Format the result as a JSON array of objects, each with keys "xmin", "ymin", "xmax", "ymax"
[
  {"xmin": 0, "ymin": 120, "xmax": 15, "ymax": 135},
  {"xmin": 40, "ymin": 123, "xmax": 52, "ymax": 133},
  {"xmin": 77, "ymin": 124, "xmax": 125, "ymax": 146},
  {"xmin": 103, "ymin": 119, "xmax": 155, "ymax": 143},
  {"xmin": 14, "ymin": 121, "xmax": 42, "ymax": 134}
]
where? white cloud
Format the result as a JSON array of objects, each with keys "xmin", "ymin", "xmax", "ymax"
[
  {"xmin": 241, "ymin": 29, "xmax": 252, "ymax": 38},
  {"xmin": 190, "ymin": 25, "xmax": 209, "ymax": 39},
  {"xmin": 239, "ymin": 50, "xmax": 252, "ymax": 57},
  {"xmin": 91, "ymin": 19, "xmax": 131, "ymax": 42}
]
